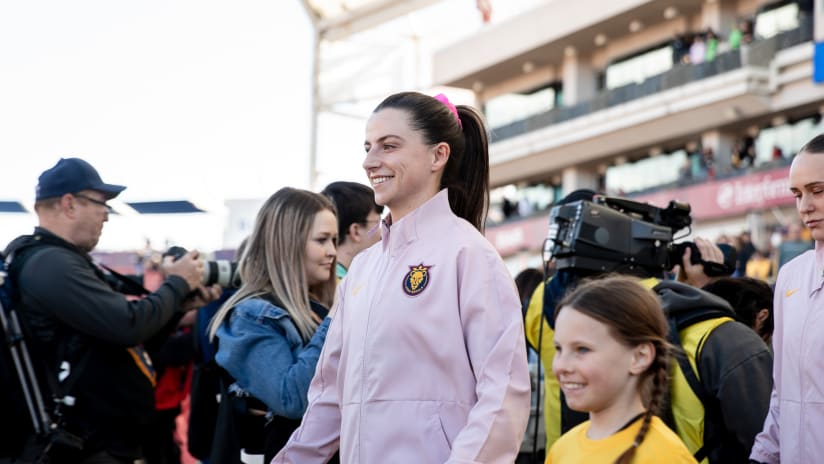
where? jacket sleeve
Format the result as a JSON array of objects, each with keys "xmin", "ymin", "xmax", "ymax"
[
  {"xmin": 215, "ymin": 309, "xmax": 331, "ymax": 419},
  {"xmin": 446, "ymin": 246, "xmax": 531, "ymax": 464},
  {"xmin": 750, "ymin": 269, "xmax": 786, "ymax": 464},
  {"xmin": 272, "ymin": 283, "xmax": 345, "ymax": 463},
  {"xmin": 20, "ymin": 246, "xmax": 190, "ymax": 346}
]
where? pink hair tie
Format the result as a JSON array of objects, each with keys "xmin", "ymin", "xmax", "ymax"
[{"xmin": 434, "ymin": 93, "xmax": 462, "ymax": 128}]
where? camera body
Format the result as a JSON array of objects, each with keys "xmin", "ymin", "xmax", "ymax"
[
  {"xmin": 164, "ymin": 246, "xmax": 240, "ymax": 288},
  {"xmin": 546, "ymin": 195, "xmax": 734, "ymax": 276}
]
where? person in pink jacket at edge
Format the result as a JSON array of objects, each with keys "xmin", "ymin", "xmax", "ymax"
[
  {"xmin": 750, "ymin": 133, "xmax": 824, "ymax": 464},
  {"xmin": 272, "ymin": 91, "xmax": 532, "ymax": 463}
]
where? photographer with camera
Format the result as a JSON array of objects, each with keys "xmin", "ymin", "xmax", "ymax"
[
  {"xmin": 524, "ymin": 189, "xmax": 772, "ymax": 464},
  {"xmin": 2, "ymin": 158, "xmax": 220, "ymax": 464}
]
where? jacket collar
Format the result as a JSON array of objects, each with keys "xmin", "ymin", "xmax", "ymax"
[{"xmin": 380, "ymin": 189, "xmax": 453, "ymax": 254}]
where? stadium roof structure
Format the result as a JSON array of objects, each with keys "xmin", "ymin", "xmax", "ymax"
[
  {"xmin": 297, "ymin": 0, "xmax": 505, "ymax": 188},
  {"xmin": 0, "ymin": 201, "xmax": 27, "ymax": 213},
  {"xmin": 126, "ymin": 200, "xmax": 205, "ymax": 214},
  {"xmin": 0, "ymin": 199, "xmax": 206, "ymax": 214},
  {"xmin": 302, "ymin": 0, "xmax": 445, "ymax": 41}
]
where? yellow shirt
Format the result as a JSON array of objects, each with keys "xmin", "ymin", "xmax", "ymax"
[{"xmin": 546, "ymin": 416, "xmax": 697, "ymax": 464}]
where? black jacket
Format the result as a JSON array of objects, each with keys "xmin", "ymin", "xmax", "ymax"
[
  {"xmin": 5, "ymin": 228, "xmax": 191, "ymax": 460},
  {"xmin": 656, "ymin": 280, "xmax": 773, "ymax": 464}
]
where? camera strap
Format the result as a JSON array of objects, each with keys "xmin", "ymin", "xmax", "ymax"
[{"xmin": 96, "ymin": 263, "xmax": 150, "ymax": 297}]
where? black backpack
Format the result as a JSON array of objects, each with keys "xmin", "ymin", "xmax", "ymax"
[{"xmin": 0, "ymin": 245, "xmax": 83, "ymax": 464}]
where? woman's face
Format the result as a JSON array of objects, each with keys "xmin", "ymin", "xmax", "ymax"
[
  {"xmin": 790, "ymin": 152, "xmax": 824, "ymax": 243},
  {"xmin": 363, "ymin": 108, "xmax": 443, "ymax": 221},
  {"xmin": 304, "ymin": 209, "xmax": 337, "ymax": 287}
]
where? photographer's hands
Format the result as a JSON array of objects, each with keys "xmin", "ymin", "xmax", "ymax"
[
  {"xmin": 162, "ymin": 250, "xmax": 204, "ymax": 290},
  {"xmin": 679, "ymin": 237, "xmax": 723, "ymax": 288},
  {"xmin": 161, "ymin": 250, "xmax": 222, "ymax": 309}
]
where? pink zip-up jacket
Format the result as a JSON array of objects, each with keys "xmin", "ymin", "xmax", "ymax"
[
  {"xmin": 751, "ymin": 243, "xmax": 824, "ymax": 464},
  {"xmin": 272, "ymin": 189, "xmax": 531, "ymax": 463}
]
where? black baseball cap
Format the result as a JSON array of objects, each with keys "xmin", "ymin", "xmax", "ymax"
[{"xmin": 36, "ymin": 157, "xmax": 126, "ymax": 201}]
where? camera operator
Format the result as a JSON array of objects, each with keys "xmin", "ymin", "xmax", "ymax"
[
  {"xmin": 3, "ymin": 158, "xmax": 220, "ymax": 464},
  {"xmin": 523, "ymin": 189, "xmax": 772, "ymax": 464}
]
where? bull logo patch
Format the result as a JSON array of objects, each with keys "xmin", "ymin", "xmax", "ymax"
[{"xmin": 403, "ymin": 263, "xmax": 432, "ymax": 296}]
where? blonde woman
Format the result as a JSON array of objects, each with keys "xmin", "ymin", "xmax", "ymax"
[{"xmin": 208, "ymin": 187, "xmax": 338, "ymax": 463}]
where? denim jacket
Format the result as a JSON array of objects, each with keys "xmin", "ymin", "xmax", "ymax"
[{"xmin": 215, "ymin": 297, "xmax": 331, "ymax": 419}]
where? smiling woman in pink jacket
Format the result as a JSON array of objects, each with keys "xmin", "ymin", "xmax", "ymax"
[{"xmin": 273, "ymin": 91, "xmax": 531, "ymax": 463}]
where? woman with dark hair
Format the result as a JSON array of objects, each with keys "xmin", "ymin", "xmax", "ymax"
[{"xmin": 274, "ymin": 92, "xmax": 531, "ymax": 463}]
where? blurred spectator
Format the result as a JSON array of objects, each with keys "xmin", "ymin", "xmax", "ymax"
[
  {"xmin": 771, "ymin": 145, "xmax": 784, "ymax": 161},
  {"xmin": 320, "ymin": 181, "xmax": 383, "ymax": 279},
  {"xmin": 678, "ymin": 158, "xmax": 692, "ymax": 183},
  {"xmin": 703, "ymin": 146, "xmax": 716, "ymax": 178},
  {"xmin": 733, "ymin": 136, "xmax": 756, "ymax": 169},
  {"xmin": 518, "ymin": 197, "xmax": 534, "ymax": 217},
  {"xmin": 735, "ymin": 231, "xmax": 757, "ymax": 277},
  {"xmin": 745, "ymin": 248, "xmax": 773, "ymax": 282},
  {"xmin": 514, "ymin": 268, "xmax": 547, "ymax": 464},
  {"xmin": 716, "ymin": 233, "xmax": 732, "ymax": 245},
  {"xmin": 689, "ymin": 148, "xmax": 708, "ymax": 179},
  {"xmin": 503, "ymin": 197, "xmax": 518, "ymax": 218},
  {"xmin": 672, "ymin": 33, "xmax": 690, "ymax": 64},
  {"xmin": 729, "ymin": 19, "xmax": 746, "ymax": 50},
  {"xmin": 776, "ymin": 221, "xmax": 814, "ymax": 269},
  {"xmin": 187, "ymin": 240, "xmax": 247, "ymax": 462},
  {"xmin": 143, "ymin": 317, "xmax": 196, "ymax": 464},
  {"xmin": 703, "ymin": 277, "xmax": 773, "ymax": 346},
  {"xmin": 705, "ymin": 29, "xmax": 719, "ymax": 62},
  {"xmin": 689, "ymin": 34, "xmax": 706, "ymax": 64}
]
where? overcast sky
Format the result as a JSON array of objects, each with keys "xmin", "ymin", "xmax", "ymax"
[{"xmin": 0, "ymin": 0, "xmax": 541, "ymax": 251}]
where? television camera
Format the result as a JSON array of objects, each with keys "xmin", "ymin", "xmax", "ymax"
[{"xmin": 545, "ymin": 195, "xmax": 735, "ymax": 277}]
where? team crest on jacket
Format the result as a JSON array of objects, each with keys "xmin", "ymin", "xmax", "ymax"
[{"xmin": 403, "ymin": 263, "xmax": 432, "ymax": 296}]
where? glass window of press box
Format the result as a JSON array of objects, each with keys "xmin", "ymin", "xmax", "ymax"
[
  {"xmin": 489, "ymin": 183, "xmax": 561, "ymax": 224},
  {"xmin": 484, "ymin": 82, "xmax": 563, "ymax": 130},
  {"xmin": 605, "ymin": 150, "xmax": 688, "ymax": 196},
  {"xmin": 604, "ymin": 43, "xmax": 674, "ymax": 90},
  {"xmin": 604, "ymin": 114, "xmax": 823, "ymax": 196},
  {"xmin": 754, "ymin": 115, "xmax": 824, "ymax": 164},
  {"xmin": 754, "ymin": 1, "xmax": 807, "ymax": 39}
]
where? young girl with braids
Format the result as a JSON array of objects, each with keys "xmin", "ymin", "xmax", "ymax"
[{"xmin": 547, "ymin": 276, "xmax": 697, "ymax": 463}]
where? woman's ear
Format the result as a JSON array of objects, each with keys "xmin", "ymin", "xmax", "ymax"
[
  {"xmin": 630, "ymin": 342, "xmax": 655, "ymax": 375},
  {"xmin": 431, "ymin": 142, "xmax": 450, "ymax": 173},
  {"xmin": 754, "ymin": 308, "xmax": 769, "ymax": 332}
]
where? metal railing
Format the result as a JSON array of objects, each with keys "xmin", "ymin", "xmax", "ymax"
[{"xmin": 489, "ymin": 20, "xmax": 813, "ymax": 143}]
